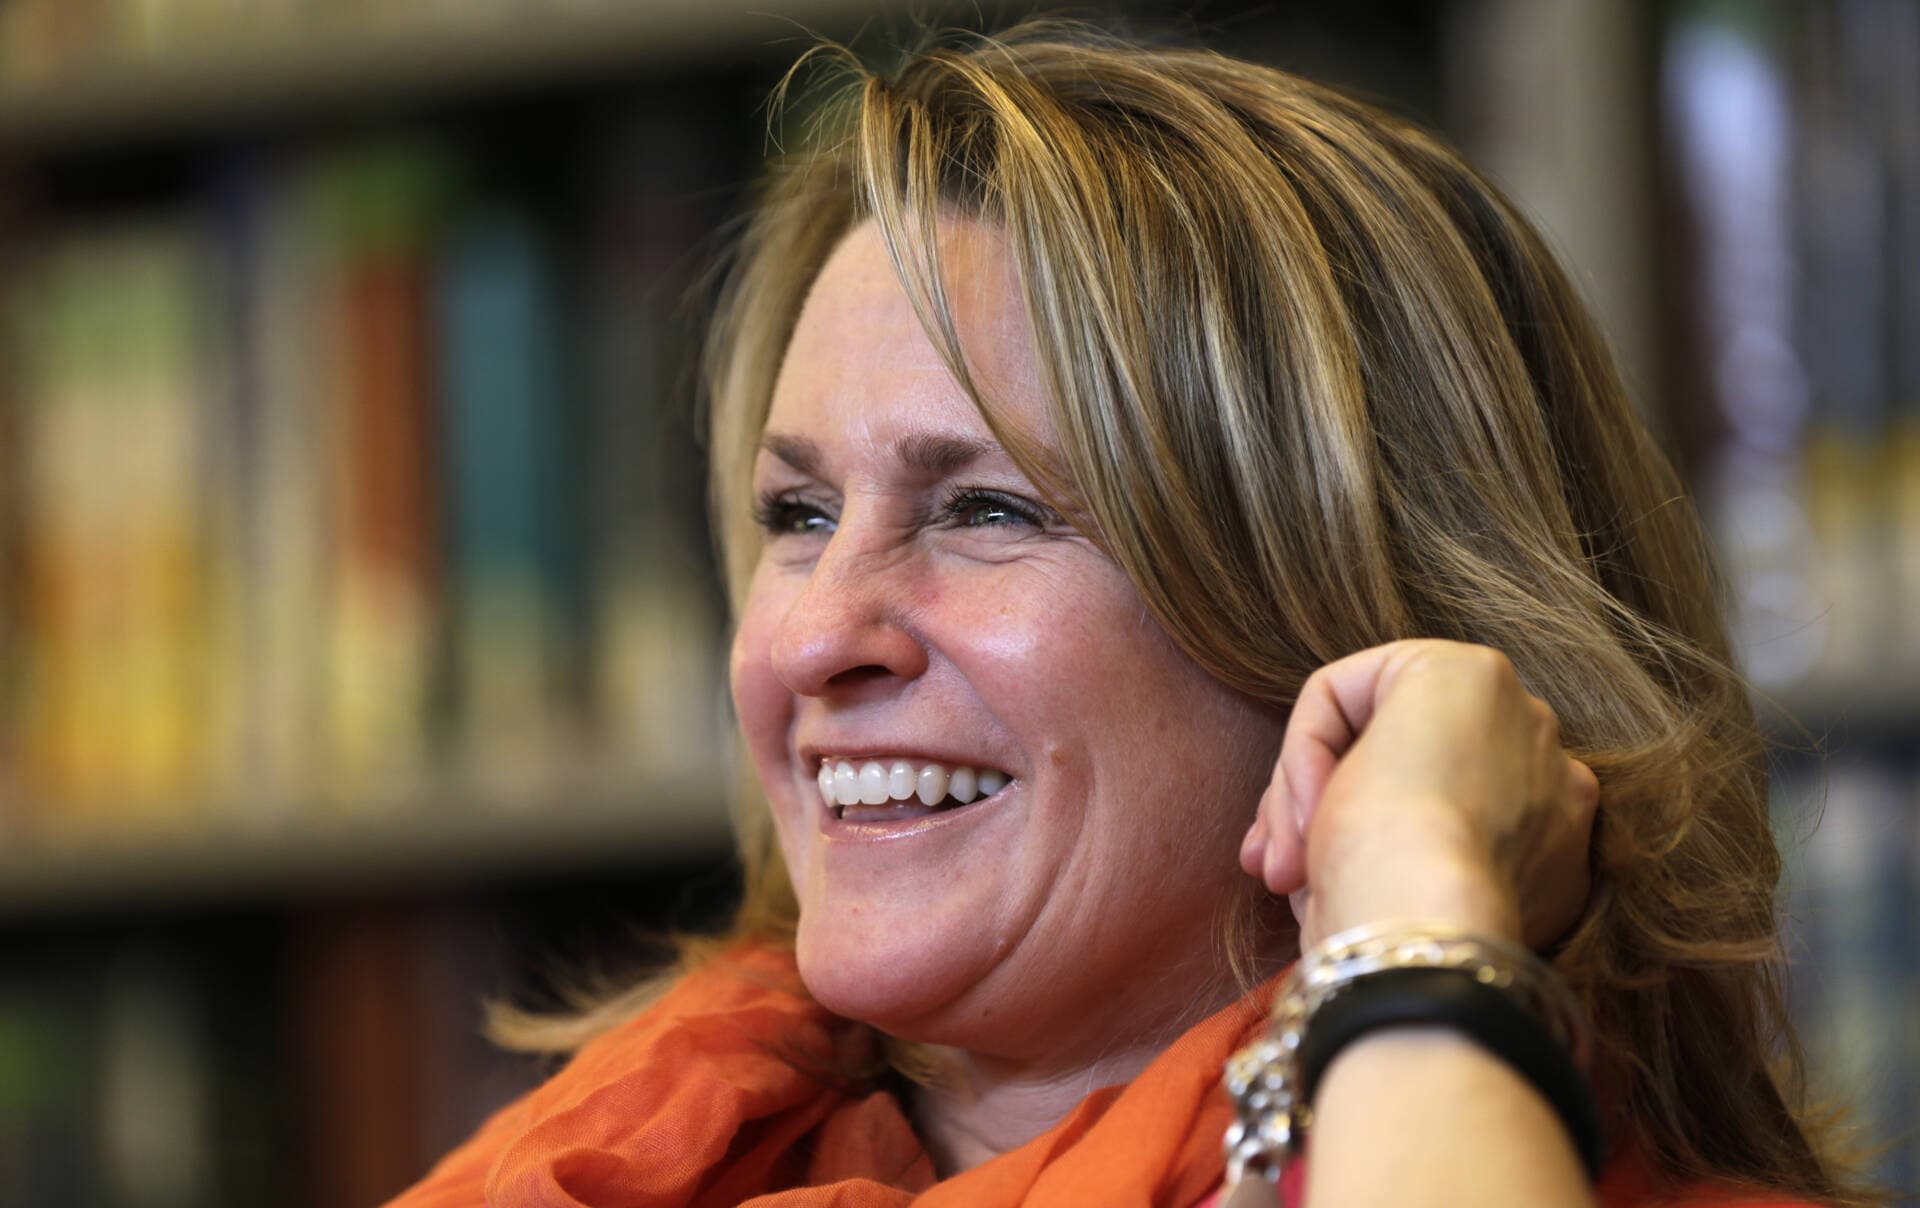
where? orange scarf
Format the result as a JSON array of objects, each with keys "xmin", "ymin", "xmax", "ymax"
[
  {"xmin": 385, "ymin": 944, "xmax": 1273, "ymax": 1207},
  {"xmin": 386, "ymin": 945, "xmax": 1821, "ymax": 1208}
]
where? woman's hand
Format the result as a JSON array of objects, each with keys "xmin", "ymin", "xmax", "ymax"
[{"xmin": 1239, "ymin": 639, "xmax": 1599, "ymax": 950}]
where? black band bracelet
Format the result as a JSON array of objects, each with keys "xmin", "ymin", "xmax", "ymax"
[{"xmin": 1296, "ymin": 965, "xmax": 1606, "ymax": 1181}]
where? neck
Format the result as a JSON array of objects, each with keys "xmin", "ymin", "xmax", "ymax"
[{"xmin": 905, "ymin": 966, "xmax": 1249, "ymax": 1178}]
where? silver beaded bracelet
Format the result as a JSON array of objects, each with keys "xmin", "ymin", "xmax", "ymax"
[{"xmin": 1221, "ymin": 920, "xmax": 1593, "ymax": 1196}]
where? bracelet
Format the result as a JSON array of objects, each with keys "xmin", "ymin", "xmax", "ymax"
[
  {"xmin": 1222, "ymin": 921, "xmax": 1600, "ymax": 1190},
  {"xmin": 1296, "ymin": 966, "xmax": 1604, "ymax": 1178}
]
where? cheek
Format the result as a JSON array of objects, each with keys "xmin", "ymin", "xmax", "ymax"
[
  {"xmin": 1039, "ymin": 589, "xmax": 1277, "ymax": 843},
  {"xmin": 729, "ymin": 585, "xmax": 798, "ymax": 789},
  {"xmin": 948, "ymin": 561, "xmax": 1109, "ymax": 681}
]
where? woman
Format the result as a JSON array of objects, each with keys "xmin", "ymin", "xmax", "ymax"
[{"xmin": 389, "ymin": 22, "xmax": 1874, "ymax": 1208}]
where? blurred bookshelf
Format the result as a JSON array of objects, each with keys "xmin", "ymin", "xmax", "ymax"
[
  {"xmin": 0, "ymin": 0, "xmax": 1915, "ymax": 1205},
  {"xmin": 0, "ymin": 765, "xmax": 729, "ymax": 916},
  {"xmin": 0, "ymin": 0, "xmax": 1451, "ymax": 148},
  {"xmin": 0, "ymin": 2, "xmax": 857, "ymax": 1202},
  {"xmin": 0, "ymin": 0, "xmax": 878, "ymax": 147},
  {"xmin": 0, "ymin": 121, "xmax": 744, "ymax": 887}
]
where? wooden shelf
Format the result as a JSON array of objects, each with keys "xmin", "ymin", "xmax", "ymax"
[
  {"xmin": 0, "ymin": 766, "xmax": 733, "ymax": 917},
  {"xmin": 0, "ymin": 0, "xmax": 879, "ymax": 149}
]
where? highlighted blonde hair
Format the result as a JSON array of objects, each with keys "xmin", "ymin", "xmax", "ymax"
[{"xmin": 504, "ymin": 21, "xmax": 1869, "ymax": 1204}]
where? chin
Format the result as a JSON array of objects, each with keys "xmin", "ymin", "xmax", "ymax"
[{"xmin": 792, "ymin": 911, "xmax": 1005, "ymax": 1039}]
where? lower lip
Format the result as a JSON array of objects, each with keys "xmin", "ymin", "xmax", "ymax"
[{"xmin": 817, "ymin": 784, "xmax": 1015, "ymax": 841}]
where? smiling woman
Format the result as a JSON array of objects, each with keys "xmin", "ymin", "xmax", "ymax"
[
  {"xmin": 385, "ymin": 19, "xmax": 1879, "ymax": 1208},
  {"xmin": 732, "ymin": 219, "xmax": 1286, "ymax": 1116}
]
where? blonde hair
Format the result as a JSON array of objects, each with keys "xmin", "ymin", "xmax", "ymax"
[{"xmin": 500, "ymin": 21, "xmax": 1871, "ymax": 1203}]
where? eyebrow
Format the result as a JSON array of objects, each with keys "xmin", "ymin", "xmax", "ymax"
[{"xmin": 758, "ymin": 431, "xmax": 1004, "ymax": 479}]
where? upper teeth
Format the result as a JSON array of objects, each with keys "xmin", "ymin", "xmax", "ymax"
[{"xmin": 815, "ymin": 758, "xmax": 1011, "ymax": 809}]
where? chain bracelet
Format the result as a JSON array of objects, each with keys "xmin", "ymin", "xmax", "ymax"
[{"xmin": 1221, "ymin": 920, "xmax": 1591, "ymax": 1190}]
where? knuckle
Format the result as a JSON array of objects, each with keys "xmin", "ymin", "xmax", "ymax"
[
  {"xmin": 1398, "ymin": 638, "xmax": 1476, "ymax": 675},
  {"xmin": 1293, "ymin": 665, "xmax": 1331, "ymax": 710},
  {"xmin": 1470, "ymin": 644, "xmax": 1517, "ymax": 680},
  {"xmin": 1425, "ymin": 642, "xmax": 1515, "ymax": 688},
  {"xmin": 1571, "ymin": 759, "xmax": 1601, "ymax": 807}
]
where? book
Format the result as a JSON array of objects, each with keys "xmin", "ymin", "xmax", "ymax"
[
  {"xmin": 10, "ymin": 224, "xmax": 218, "ymax": 826},
  {"xmin": 0, "ymin": 194, "xmax": 22, "ymax": 829},
  {"xmin": 579, "ymin": 109, "xmax": 727, "ymax": 783},
  {"xmin": 212, "ymin": 154, "xmax": 336, "ymax": 816},
  {"xmin": 1795, "ymin": 0, "xmax": 1894, "ymax": 691},
  {"xmin": 1883, "ymin": 0, "xmax": 1920, "ymax": 675},
  {"xmin": 438, "ymin": 201, "xmax": 581, "ymax": 797},
  {"xmin": 314, "ymin": 142, "xmax": 460, "ymax": 810},
  {"xmin": 1799, "ymin": 760, "xmax": 1919, "ymax": 1192}
]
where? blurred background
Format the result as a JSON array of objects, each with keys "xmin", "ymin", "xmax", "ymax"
[{"xmin": 0, "ymin": 0, "xmax": 1912, "ymax": 1204}]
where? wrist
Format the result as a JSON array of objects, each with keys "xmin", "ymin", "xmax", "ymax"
[
  {"xmin": 1308, "ymin": 845, "xmax": 1521, "ymax": 946},
  {"xmin": 1221, "ymin": 920, "xmax": 1601, "ymax": 1195},
  {"xmin": 1308, "ymin": 1027, "xmax": 1598, "ymax": 1206}
]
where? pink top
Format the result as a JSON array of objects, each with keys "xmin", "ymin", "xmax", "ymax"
[{"xmin": 1192, "ymin": 1146, "xmax": 1829, "ymax": 1207}]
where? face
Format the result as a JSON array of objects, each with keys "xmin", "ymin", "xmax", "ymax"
[{"xmin": 729, "ymin": 219, "xmax": 1284, "ymax": 1067}]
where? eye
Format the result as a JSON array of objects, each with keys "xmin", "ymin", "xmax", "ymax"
[
  {"xmin": 941, "ymin": 487, "xmax": 1051, "ymax": 530},
  {"xmin": 753, "ymin": 490, "xmax": 835, "ymax": 537}
]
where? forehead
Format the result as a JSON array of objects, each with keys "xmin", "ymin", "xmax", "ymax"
[{"xmin": 765, "ymin": 218, "xmax": 1050, "ymax": 450}]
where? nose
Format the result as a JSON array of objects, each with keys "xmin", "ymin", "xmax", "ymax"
[{"xmin": 768, "ymin": 525, "xmax": 930, "ymax": 698}]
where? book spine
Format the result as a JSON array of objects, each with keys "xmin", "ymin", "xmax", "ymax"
[
  {"xmin": 197, "ymin": 156, "xmax": 267, "ymax": 817},
  {"xmin": 320, "ymin": 144, "xmax": 457, "ymax": 809},
  {"xmin": 1795, "ymin": 0, "xmax": 1892, "ymax": 690},
  {"xmin": 14, "ymin": 235, "xmax": 105, "ymax": 818},
  {"xmin": 0, "ymin": 188, "xmax": 23, "ymax": 828},
  {"xmin": 439, "ymin": 203, "xmax": 576, "ymax": 796},
  {"xmin": 97, "ymin": 955, "xmax": 216, "ymax": 1205},
  {"xmin": 580, "ymin": 111, "xmax": 726, "ymax": 782},
  {"xmin": 1804, "ymin": 762, "xmax": 1919, "ymax": 1188},
  {"xmin": 1885, "ymin": 0, "xmax": 1920, "ymax": 674},
  {"xmin": 248, "ymin": 160, "xmax": 339, "ymax": 812},
  {"xmin": 110, "ymin": 224, "xmax": 216, "ymax": 822}
]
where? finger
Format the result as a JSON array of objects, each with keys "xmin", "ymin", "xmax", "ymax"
[
  {"xmin": 1527, "ymin": 857, "xmax": 1593, "ymax": 950},
  {"xmin": 1526, "ymin": 758, "xmax": 1600, "ymax": 948},
  {"xmin": 1239, "ymin": 766, "xmax": 1283, "ymax": 877},
  {"xmin": 1534, "ymin": 831, "xmax": 1595, "ymax": 949},
  {"xmin": 1528, "ymin": 695, "xmax": 1562, "ymax": 749},
  {"xmin": 1277, "ymin": 640, "xmax": 1431, "ymax": 828},
  {"xmin": 1254, "ymin": 772, "xmax": 1309, "ymax": 895},
  {"xmin": 1567, "ymin": 756, "xmax": 1600, "ymax": 820},
  {"xmin": 1238, "ymin": 815, "xmax": 1268, "ymax": 878}
]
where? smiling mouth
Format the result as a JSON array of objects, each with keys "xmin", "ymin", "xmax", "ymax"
[{"xmin": 816, "ymin": 757, "xmax": 1012, "ymax": 822}]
